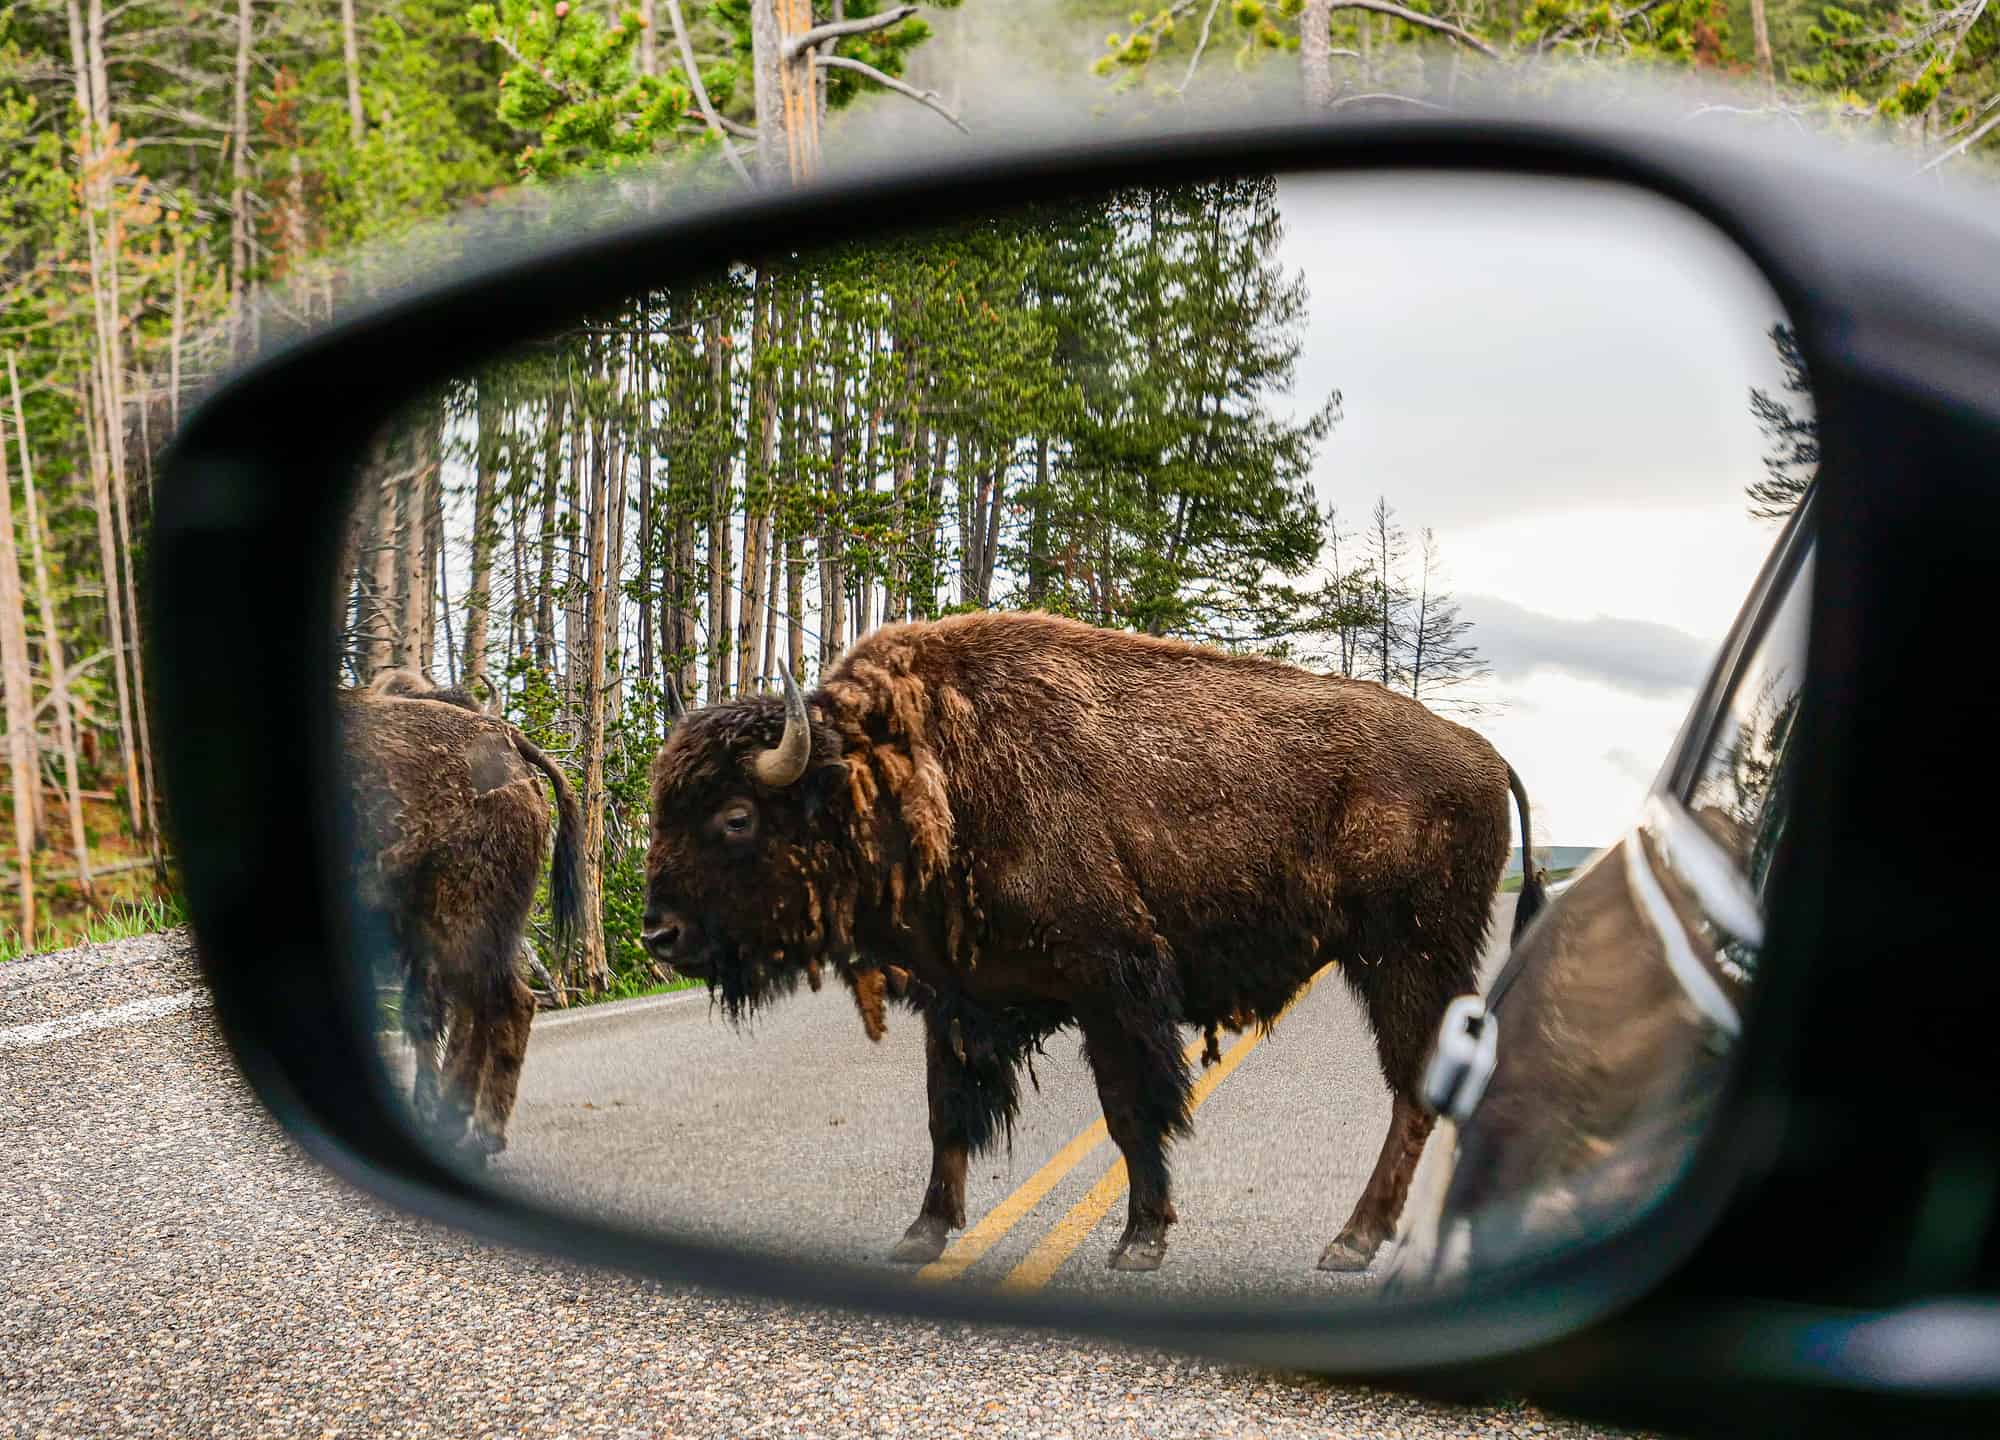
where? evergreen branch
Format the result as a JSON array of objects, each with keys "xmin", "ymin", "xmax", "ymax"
[
  {"xmin": 815, "ymin": 54, "xmax": 969, "ymax": 135},
  {"xmin": 1330, "ymin": 0, "xmax": 1501, "ymax": 59},
  {"xmin": 663, "ymin": 0, "xmax": 755, "ymax": 187},
  {"xmin": 783, "ymin": 6, "xmax": 921, "ymax": 61},
  {"xmin": 1536, "ymin": 0, "xmax": 1675, "ymax": 54},
  {"xmin": 490, "ymin": 32, "xmax": 577, "ymax": 102}
]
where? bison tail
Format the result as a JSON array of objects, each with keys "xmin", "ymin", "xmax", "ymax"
[
  {"xmin": 1507, "ymin": 764, "xmax": 1547, "ymax": 947},
  {"xmin": 516, "ymin": 733, "xmax": 586, "ymax": 955}
]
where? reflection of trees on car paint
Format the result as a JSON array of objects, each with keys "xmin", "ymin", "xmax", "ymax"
[
  {"xmin": 1747, "ymin": 324, "xmax": 1818, "ymax": 523},
  {"xmin": 1688, "ymin": 548, "xmax": 1812, "ymax": 983}
]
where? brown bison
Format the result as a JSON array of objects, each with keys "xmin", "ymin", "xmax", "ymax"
[
  {"xmin": 341, "ymin": 669, "xmax": 583, "ymax": 1159},
  {"xmin": 642, "ymin": 612, "xmax": 1544, "ymax": 1272}
]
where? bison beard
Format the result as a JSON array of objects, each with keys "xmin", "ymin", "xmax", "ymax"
[
  {"xmin": 341, "ymin": 679, "xmax": 583, "ymax": 1161},
  {"xmin": 643, "ymin": 612, "xmax": 1542, "ymax": 1274}
]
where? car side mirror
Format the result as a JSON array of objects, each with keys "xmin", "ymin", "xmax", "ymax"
[{"xmin": 149, "ymin": 111, "xmax": 2000, "ymax": 1432}]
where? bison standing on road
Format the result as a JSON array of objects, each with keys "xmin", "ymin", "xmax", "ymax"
[
  {"xmin": 341, "ymin": 670, "xmax": 583, "ymax": 1159},
  {"xmin": 642, "ymin": 612, "xmax": 1545, "ymax": 1272}
]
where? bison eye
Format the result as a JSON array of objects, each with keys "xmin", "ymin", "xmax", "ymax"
[{"xmin": 716, "ymin": 800, "xmax": 757, "ymax": 844}]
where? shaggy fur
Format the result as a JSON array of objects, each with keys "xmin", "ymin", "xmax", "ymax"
[
  {"xmin": 643, "ymin": 611, "xmax": 1544, "ymax": 1272},
  {"xmin": 342, "ymin": 680, "xmax": 583, "ymax": 1158}
]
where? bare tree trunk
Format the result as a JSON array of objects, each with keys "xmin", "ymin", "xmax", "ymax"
[
  {"xmin": 1302, "ymin": 0, "xmax": 1335, "ymax": 109},
  {"xmin": 761, "ymin": 517, "xmax": 781, "ymax": 686},
  {"xmin": 920, "ymin": 422, "xmax": 952, "ymax": 612},
  {"xmin": 786, "ymin": 535, "xmax": 805, "ymax": 679},
  {"xmin": 109, "ymin": 381, "xmax": 157, "ymax": 848},
  {"xmin": 95, "ymin": 174, "xmax": 157, "ymax": 844},
  {"xmin": 639, "ymin": 0, "xmax": 658, "ymax": 75},
  {"xmin": 575, "ymin": 390, "xmax": 612, "ymax": 995},
  {"xmin": 66, "ymin": 4, "xmax": 134, "ymax": 837},
  {"xmin": 229, "ymin": 0, "xmax": 254, "ymax": 351},
  {"xmin": 563, "ymin": 404, "xmax": 586, "ymax": 722},
  {"xmin": 463, "ymin": 386, "xmax": 501, "ymax": 689},
  {"xmin": 535, "ymin": 392, "xmax": 564, "ymax": 670},
  {"xmin": 397, "ymin": 434, "xmax": 426, "ymax": 670},
  {"xmin": 603, "ymin": 366, "xmax": 630, "ymax": 727},
  {"xmin": 749, "ymin": 0, "xmax": 787, "ymax": 182},
  {"xmin": 821, "ymin": 352, "xmax": 848, "ymax": 666},
  {"xmin": 1749, "ymin": 0, "xmax": 1775, "ymax": 101},
  {"xmin": 887, "ymin": 355, "xmax": 917, "ymax": 623},
  {"xmin": 703, "ymin": 319, "xmax": 734, "ymax": 701},
  {"xmin": 341, "ymin": 0, "xmax": 366, "ymax": 141},
  {"xmin": 82, "ymin": 375, "xmax": 142, "ymax": 836},
  {"xmin": 637, "ymin": 350, "xmax": 654, "ymax": 696},
  {"xmin": 169, "ymin": 239, "xmax": 185, "ymax": 432},
  {"xmin": 367, "ymin": 450, "xmax": 399, "ymax": 676},
  {"xmin": 420, "ymin": 457, "xmax": 442, "ymax": 678},
  {"xmin": 1, "ymin": 382, "xmax": 42, "ymax": 901},
  {"xmin": 10, "ymin": 355, "xmax": 91, "ymax": 898},
  {"xmin": 508, "ymin": 476, "xmax": 527, "ymax": 698},
  {"xmin": 673, "ymin": 509, "xmax": 697, "ymax": 699},
  {"xmin": 977, "ymin": 450, "xmax": 1004, "ymax": 606},
  {"xmin": 753, "ymin": 0, "xmax": 821, "ymax": 183},
  {"xmin": 737, "ymin": 275, "xmax": 775, "ymax": 691}
]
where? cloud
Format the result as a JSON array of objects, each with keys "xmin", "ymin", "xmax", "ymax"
[
  {"xmin": 1602, "ymin": 745, "xmax": 1663, "ymax": 789},
  {"xmin": 1458, "ymin": 594, "xmax": 1717, "ymax": 699}
]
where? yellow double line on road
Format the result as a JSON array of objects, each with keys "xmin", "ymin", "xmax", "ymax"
[{"xmin": 916, "ymin": 964, "xmax": 1332, "ymax": 1292}]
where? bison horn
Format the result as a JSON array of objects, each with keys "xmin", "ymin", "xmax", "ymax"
[
  {"xmin": 752, "ymin": 667, "xmax": 812, "ymax": 788},
  {"xmin": 666, "ymin": 681, "xmax": 688, "ymax": 723}
]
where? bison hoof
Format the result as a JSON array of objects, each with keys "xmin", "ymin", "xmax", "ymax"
[
  {"xmin": 1109, "ymin": 1227, "xmax": 1169, "ymax": 1273},
  {"xmin": 1317, "ymin": 1234, "xmax": 1379, "ymax": 1272},
  {"xmin": 888, "ymin": 1218, "xmax": 950, "ymax": 1265}
]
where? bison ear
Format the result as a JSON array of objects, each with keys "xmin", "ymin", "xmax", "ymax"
[{"xmin": 800, "ymin": 757, "xmax": 850, "ymax": 822}]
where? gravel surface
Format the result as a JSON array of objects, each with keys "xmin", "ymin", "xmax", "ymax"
[{"xmin": 1, "ymin": 930, "xmax": 1655, "ymax": 1439}]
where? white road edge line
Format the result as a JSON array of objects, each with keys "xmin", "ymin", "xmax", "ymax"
[
  {"xmin": 534, "ymin": 986, "xmax": 708, "ymax": 1029},
  {"xmin": 0, "ymin": 988, "xmax": 210, "ymax": 1054}
]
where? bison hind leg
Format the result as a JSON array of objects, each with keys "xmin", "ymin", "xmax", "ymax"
[
  {"xmin": 471, "ymin": 974, "xmax": 537, "ymax": 1155},
  {"xmin": 438, "ymin": 998, "xmax": 493, "ymax": 1162},
  {"xmin": 1079, "ymin": 1009, "xmax": 1192, "ymax": 1274},
  {"xmin": 400, "ymin": 967, "xmax": 452, "ymax": 1137},
  {"xmin": 1320, "ymin": 897, "xmax": 1479, "ymax": 1272}
]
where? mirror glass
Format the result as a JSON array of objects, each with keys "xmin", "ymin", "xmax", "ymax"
[{"xmin": 336, "ymin": 169, "xmax": 1813, "ymax": 1306}]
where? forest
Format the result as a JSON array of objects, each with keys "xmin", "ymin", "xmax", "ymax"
[{"xmin": 0, "ymin": 0, "xmax": 1886, "ymax": 966}]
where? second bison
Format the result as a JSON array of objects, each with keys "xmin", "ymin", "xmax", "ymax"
[
  {"xmin": 642, "ymin": 611, "xmax": 1544, "ymax": 1272},
  {"xmin": 342, "ymin": 670, "xmax": 582, "ymax": 1159}
]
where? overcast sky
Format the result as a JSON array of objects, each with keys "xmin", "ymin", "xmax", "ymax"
[{"xmin": 1273, "ymin": 172, "xmax": 1798, "ymax": 847}]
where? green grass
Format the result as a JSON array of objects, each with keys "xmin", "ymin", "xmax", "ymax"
[
  {"xmin": 2, "ymin": 892, "xmax": 187, "ymax": 963},
  {"xmin": 590, "ymin": 972, "xmax": 703, "ymax": 1004},
  {"xmin": 1501, "ymin": 866, "xmax": 1579, "ymax": 895}
]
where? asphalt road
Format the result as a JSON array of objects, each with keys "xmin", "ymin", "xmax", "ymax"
[
  {"xmin": 0, "ymin": 912, "xmax": 1658, "ymax": 1439},
  {"xmin": 459, "ymin": 895, "xmax": 1522, "ymax": 1306}
]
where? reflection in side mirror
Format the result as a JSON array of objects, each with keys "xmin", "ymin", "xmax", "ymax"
[{"xmin": 333, "ymin": 169, "xmax": 1812, "ymax": 1308}]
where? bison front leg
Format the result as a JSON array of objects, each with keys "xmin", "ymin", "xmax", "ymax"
[
  {"xmin": 1319, "ymin": 1091, "xmax": 1435, "ymax": 1271},
  {"xmin": 1080, "ymin": 1013, "xmax": 1192, "ymax": 1273},
  {"xmin": 890, "ymin": 1011, "xmax": 975, "ymax": 1264},
  {"xmin": 889, "ymin": 1006, "xmax": 1022, "ymax": 1265}
]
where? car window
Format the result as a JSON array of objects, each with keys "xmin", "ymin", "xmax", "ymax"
[{"xmin": 1685, "ymin": 541, "xmax": 1814, "ymax": 906}]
